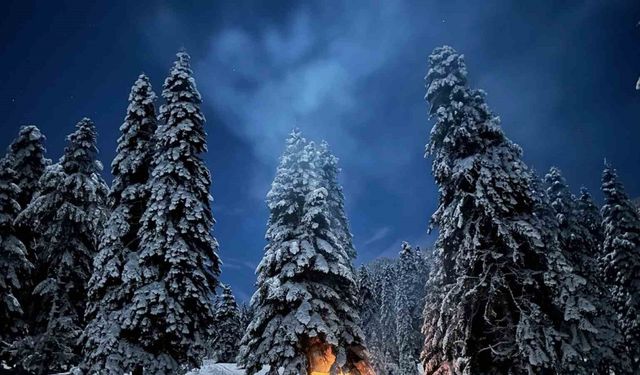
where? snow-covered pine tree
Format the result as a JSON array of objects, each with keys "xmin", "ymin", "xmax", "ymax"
[
  {"xmin": 6, "ymin": 125, "xmax": 49, "ymax": 209},
  {"xmin": 6, "ymin": 126, "xmax": 49, "ymax": 296},
  {"xmin": 378, "ymin": 263, "xmax": 399, "ymax": 373},
  {"xmin": 0, "ymin": 156, "xmax": 32, "ymax": 348},
  {"xmin": 356, "ymin": 266, "xmax": 377, "ymax": 339},
  {"xmin": 81, "ymin": 74, "xmax": 160, "ymax": 374},
  {"xmin": 576, "ymin": 187, "xmax": 604, "ymax": 244},
  {"xmin": 130, "ymin": 51, "xmax": 220, "ymax": 373},
  {"xmin": 11, "ymin": 118, "xmax": 108, "ymax": 374},
  {"xmin": 210, "ymin": 284, "xmax": 242, "ymax": 363},
  {"xmin": 317, "ymin": 141, "xmax": 356, "ymax": 259},
  {"xmin": 545, "ymin": 167, "xmax": 630, "ymax": 373},
  {"xmin": 600, "ymin": 163, "xmax": 640, "ymax": 367},
  {"xmin": 239, "ymin": 303, "xmax": 253, "ymax": 335},
  {"xmin": 395, "ymin": 242, "xmax": 422, "ymax": 375},
  {"xmin": 421, "ymin": 46, "xmax": 598, "ymax": 374},
  {"xmin": 355, "ymin": 264, "xmax": 388, "ymax": 374},
  {"xmin": 238, "ymin": 132, "xmax": 367, "ymax": 375}
]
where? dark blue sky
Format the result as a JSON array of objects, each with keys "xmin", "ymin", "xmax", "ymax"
[{"xmin": 1, "ymin": 0, "xmax": 639, "ymax": 301}]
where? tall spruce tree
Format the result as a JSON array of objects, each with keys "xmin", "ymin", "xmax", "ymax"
[
  {"xmin": 11, "ymin": 118, "xmax": 108, "ymax": 374},
  {"xmin": 545, "ymin": 167, "xmax": 630, "ymax": 373},
  {"xmin": 395, "ymin": 242, "xmax": 421, "ymax": 375},
  {"xmin": 0, "ymin": 156, "xmax": 32, "ymax": 348},
  {"xmin": 356, "ymin": 266, "xmax": 376, "ymax": 340},
  {"xmin": 6, "ymin": 126, "xmax": 49, "ymax": 295},
  {"xmin": 81, "ymin": 74, "xmax": 160, "ymax": 374},
  {"xmin": 317, "ymin": 141, "xmax": 356, "ymax": 259},
  {"xmin": 576, "ymin": 187, "xmax": 604, "ymax": 244},
  {"xmin": 6, "ymin": 125, "xmax": 49, "ymax": 209},
  {"xmin": 378, "ymin": 263, "xmax": 399, "ymax": 373},
  {"xmin": 600, "ymin": 163, "xmax": 640, "ymax": 366},
  {"xmin": 421, "ymin": 46, "xmax": 598, "ymax": 374},
  {"xmin": 210, "ymin": 284, "xmax": 242, "ymax": 363},
  {"xmin": 356, "ymin": 265, "xmax": 387, "ymax": 374},
  {"xmin": 238, "ymin": 132, "xmax": 367, "ymax": 375},
  {"xmin": 130, "ymin": 51, "xmax": 220, "ymax": 373}
]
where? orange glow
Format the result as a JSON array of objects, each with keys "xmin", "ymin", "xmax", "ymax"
[{"xmin": 306, "ymin": 339, "xmax": 375, "ymax": 375}]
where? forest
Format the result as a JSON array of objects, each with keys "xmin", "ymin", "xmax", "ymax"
[{"xmin": 0, "ymin": 45, "xmax": 639, "ymax": 375}]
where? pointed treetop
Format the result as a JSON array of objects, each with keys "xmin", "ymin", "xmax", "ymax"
[
  {"xmin": 602, "ymin": 162, "xmax": 631, "ymax": 203},
  {"xmin": 176, "ymin": 50, "xmax": 191, "ymax": 67},
  {"xmin": 161, "ymin": 50, "xmax": 201, "ymax": 107},
  {"xmin": 11, "ymin": 125, "xmax": 44, "ymax": 145},
  {"xmin": 6, "ymin": 125, "xmax": 49, "ymax": 206},
  {"xmin": 579, "ymin": 186, "xmax": 594, "ymax": 201},
  {"xmin": 221, "ymin": 283, "xmax": 233, "ymax": 295},
  {"xmin": 61, "ymin": 118, "xmax": 102, "ymax": 175},
  {"xmin": 129, "ymin": 73, "xmax": 156, "ymax": 102},
  {"xmin": 400, "ymin": 241, "xmax": 412, "ymax": 257},
  {"xmin": 545, "ymin": 167, "xmax": 573, "ymax": 204},
  {"xmin": 288, "ymin": 128, "xmax": 304, "ymax": 144},
  {"xmin": 318, "ymin": 140, "xmax": 339, "ymax": 170},
  {"xmin": 425, "ymin": 45, "xmax": 468, "ymax": 111}
]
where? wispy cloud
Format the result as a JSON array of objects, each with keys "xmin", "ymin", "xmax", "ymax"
[
  {"xmin": 195, "ymin": 1, "xmax": 417, "ymax": 166},
  {"xmin": 363, "ymin": 226, "xmax": 392, "ymax": 246}
]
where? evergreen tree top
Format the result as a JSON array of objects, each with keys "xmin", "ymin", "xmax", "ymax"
[
  {"xmin": 220, "ymin": 283, "xmax": 233, "ymax": 298},
  {"xmin": 7, "ymin": 125, "xmax": 49, "ymax": 207},
  {"xmin": 159, "ymin": 50, "xmax": 207, "ymax": 154},
  {"xmin": 578, "ymin": 186, "xmax": 597, "ymax": 206},
  {"xmin": 545, "ymin": 167, "xmax": 575, "ymax": 221},
  {"xmin": 61, "ymin": 118, "xmax": 102, "ymax": 176},
  {"xmin": 425, "ymin": 46, "xmax": 513, "ymax": 165},
  {"xmin": 8, "ymin": 125, "xmax": 46, "ymax": 157},
  {"xmin": 602, "ymin": 162, "xmax": 633, "ymax": 205},
  {"xmin": 318, "ymin": 141, "xmax": 340, "ymax": 173},
  {"xmin": 601, "ymin": 162, "xmax": 640, "ymax": 241},
  {"xmin": 399, "ymin": 241, "xmax": 412, "ymax": 257},
  {"xmin": 111, "ymin": 73, "xmax": 157, "ymax": 202},
  {"xmin": 425, "ymin": 46, "xmax": 468, "ymax": 110},
  {"xmin": 576, "ymin": 186, "xmax": 603, "ymax": 240}
]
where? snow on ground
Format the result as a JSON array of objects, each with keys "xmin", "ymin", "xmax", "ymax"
[
  {"xmin": 187, "ymin": 361, "xmax": 425, "ymax": 375},
  {"xmin": 187, "ymin": 362, "xmax": 270, "ymax": 375}
]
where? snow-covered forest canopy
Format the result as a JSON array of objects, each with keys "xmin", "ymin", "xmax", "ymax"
[{"xmin": 1, "ymin": 35, "xmax": 640, "ymax": 375}]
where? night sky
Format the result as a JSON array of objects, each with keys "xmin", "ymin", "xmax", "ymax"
[{"xmin": 1, "ymin": 0, "xmax": 639, "ymax": 302}]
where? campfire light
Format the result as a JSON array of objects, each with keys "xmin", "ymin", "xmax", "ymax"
[{"xmin": 306, "ymin": 339, "xmax": 375, "ymax": 375}]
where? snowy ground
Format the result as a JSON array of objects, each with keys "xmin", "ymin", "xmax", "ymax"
[
  {"xmin": 187, "ymin": 362, "xmax": 268, "ymax": 375},
  {"xmin": 187, "ymin": 361, "xmax": 425, "ymax": 375}
]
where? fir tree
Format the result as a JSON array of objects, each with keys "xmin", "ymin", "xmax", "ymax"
[
  {"xmin": 239, "ymin": 303, "xmax": 254, "ymax": 335},
  {"xmin": 355, "ymin": 265, "xmax": 385, "ymax": 373},
  {"xmin": 6, "ymin": 125, "xmax": 49, "ymax": 209},
  {"xmin": 600, "ymin": 163, "xmax": 640, "ymax": 366},
  {"xmin": 238, "ymin": 132, "xmax": 367, "ymax": 375},
  {"xmin": 356, "ymin": 266, "xmax": 376, "ymax": 338},
  {"xmin": 210, "ymin": 284, "xmax": 242, "ymax": 363},
  {"xmin": 11, "ymin": 118, "xmax": 108, "ymax": 374},
  {"xmin": 576, "ymin": 187, "xmax": 604, "ymax": 244},
  {"xmin": 317, "ymin": 141, "xmax": 356, "ymax": 259},
  {"xmin": 131, "ymin": 51, "xmax": 221, "ymax": 373},
  {"xmin": 421, "ymin": 46, "xmax": 598, "ymax": 375},
  {"xmin": 6, "ymin": 126, "xmax": 49, "ymax": 295},
  {"xmin": 395, "ymin": 242, "xmax": 422, "ymax": 375},
  {"xmin": 378, "ymin": 263, "xmax": 398, "ymax": 373},
  {"xmin": 81, "ymin": 74, "xmax": 160, "ymax": 374},
  {"xmin": 545, "ymin": 167, "xmax": 630, "ymax": 373},
  {"xmin": 0, "ymin": 156, "xmax": 32, "ymax": 348}
]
